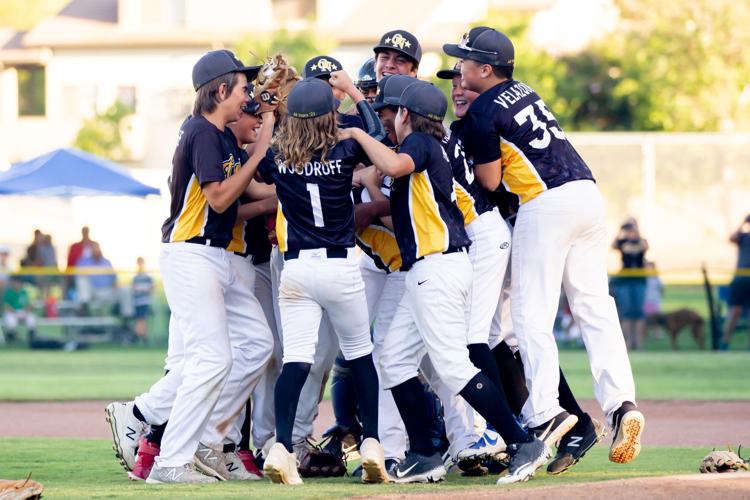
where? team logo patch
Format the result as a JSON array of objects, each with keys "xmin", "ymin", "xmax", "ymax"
[
  {"xmin": 500, "ymin": 242, "xmax": 510, "ymax": 249},
  {"xmin": 386, "ymin": 33, "xmax": 411, "ymax": 50},
  {"xmin": 310, "ymin": 58, "xmax": 338, "ymax": 73}
]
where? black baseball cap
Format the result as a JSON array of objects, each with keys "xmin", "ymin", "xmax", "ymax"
[
  {"xmin": 355, "ymin": 58, "xmax": 377, "ymax": 89},
  {"xmin": 397, "ymin": 81, "xmax": 447, "ymax": 122},
  {"xmin": 372, "ymin": 74, "xmax": 418, "ymax": 111},
  {"xmin": 192, "ymin": 49, "xmax": 261, "ymax": 91},
  {"xmin": 286, "ymin": 77, "xmax": 336, "ymax": 119},
  {"xmin": 443, "ymin": 27, "xmax": 515, "ymax": 67},
  {"xmin": 303, "ymin": 55, "xmax": 343, "ymax": 79},
  {"xmin": 373, "ymin": 29, "xmax": 422, "ymax": 65},
  {"xmin": 436, "ymin": 62, "xmax": 461, "ymax": 80}
]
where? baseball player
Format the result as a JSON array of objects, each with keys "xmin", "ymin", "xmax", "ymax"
[
  {"xmin": 354, "ymin": 58, "xmax": 379, "ymax": 103},
  {"xmin": 106, "ymin": 50, "xmax": 276, "ymax": 484},
  {"xmin": 341, "ymin": 80, "xmax": 549, "ymax": 485},
  {"xmin": 303, "ymin": 55, "xmax": 367, "ymax": 131},
  {"xmin": 444, "ymin": 27, "xmax": 644, "ymax": 464},
  {"xmin": 258, "ymin": 76, "xmax": 388, "ymax": 485}
]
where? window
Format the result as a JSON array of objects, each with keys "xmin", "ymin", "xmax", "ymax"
[{"xmin": 17, "ymin": 65, "xmax": 46, "ymax": 117}]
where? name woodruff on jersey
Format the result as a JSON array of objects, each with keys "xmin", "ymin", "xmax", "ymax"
[{"xmin": 276, "ymin": 159, "xmax": 345, "ymax": 176}]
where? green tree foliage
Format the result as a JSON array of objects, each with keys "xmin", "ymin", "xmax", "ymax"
[
  {"xmin": 234, "ymin": 29, "xmax": 336, "ymax": 75},
  {"xmin": 73, "ymin": 101, "xmax": 134, "ymax": 160}
]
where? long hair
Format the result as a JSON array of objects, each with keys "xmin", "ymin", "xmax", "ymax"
[
  {"xmin": 273, "ymin": 111, "xmax": 338, "ymax": 172},
  {"xmin": 193, "ymin": 73, "xmax": 240, "ymax": 116}
]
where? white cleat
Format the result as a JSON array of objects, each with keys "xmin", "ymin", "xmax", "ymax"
[
  {"xmin": 263, "ymin": 443, "xmax": 303, "ymax": 485},
  {"xmin": 359, "ymin": 438, "xmax": 389, "ymax": 484},
  {"xmin": 104, "ymin": 401, "xmax": 148, "ymax": 471}
]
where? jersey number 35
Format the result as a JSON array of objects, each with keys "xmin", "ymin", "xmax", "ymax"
[{"xmin": 513, "ymin": 99, "xmax": 566, "ymax": 150}]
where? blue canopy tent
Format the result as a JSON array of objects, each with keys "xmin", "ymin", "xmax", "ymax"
[{"xmin": 0, "ymin": 148, "xmax": 160, "ymax": 197}]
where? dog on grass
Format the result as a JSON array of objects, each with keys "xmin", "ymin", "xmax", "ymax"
[{"xmin": 646, "ymin": 308, "xmax": 705, "ymax": 350}]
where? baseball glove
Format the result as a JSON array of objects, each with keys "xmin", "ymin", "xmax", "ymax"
[
  {"xmin": 699, "ymin": 447, "xmax": 748, "ymax": 473},
  {"xmin": 296, "ymin": 437, "xmax": 347, "ymax": 478},
  {"xmin": 0, "ymin": 474, "xmax": 44, "ymax": 500},
  {"xmin": 254, "ymin": 53, "xmax": 300, "ymax": 115}
]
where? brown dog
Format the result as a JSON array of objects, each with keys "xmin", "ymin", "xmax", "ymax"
[{"xmin": 646, "ymin": 309, "xmax": 705, "ymax": 350}]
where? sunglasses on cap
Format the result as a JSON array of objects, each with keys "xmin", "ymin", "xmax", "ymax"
[{"xmin": 458, "ymin": 32, "xmax": 500, "ymax": 56}]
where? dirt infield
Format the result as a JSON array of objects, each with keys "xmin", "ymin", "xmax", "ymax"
[{"xmin": 2, "ymin": 399, "xmax": 749, "ymax": 446}]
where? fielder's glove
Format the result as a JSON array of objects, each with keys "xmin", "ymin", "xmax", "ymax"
[
  {"xmin": 295, "ymin": 437, "xmax": 347, "ymax": 478},
  {"xmin": 699, "ymin": 446, "xmax": 748, "ymax": 473},
  {"xmin": 254, "ymin": 53, "xmax": 300, "ymax": 116},
  {"xmin": 0, "ymin": 474, "xmax": 44, "ymax": 500}
]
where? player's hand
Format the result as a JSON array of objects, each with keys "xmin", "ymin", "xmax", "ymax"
[
  {"xmin": 329, "ymin": 70, "xmax": 355, "ymax": 93},
  {"xmin": 354, "ymin": 202, "xmax": 376, "ymax": 233},
  {"xmin": 337, "ymin": 128, "xmax": 354, "ymax": 141},
  {"xmin": 359, "ymin": 165, "xmax": 381, "ymax": 188},
  {"xmin": 260, "ymin": 195, "xmax": 278, "ymax": 215}
]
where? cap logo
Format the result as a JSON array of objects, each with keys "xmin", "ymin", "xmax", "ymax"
[
  {"xmin": 311, "ymin": 58, "xmax": 338, "ymax": 73},
  {"xmin": 386, "ymin": 33, "xmax": 411, "ymax": 50}
]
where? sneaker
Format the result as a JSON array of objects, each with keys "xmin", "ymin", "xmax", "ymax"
[
  {"xmin": 194, "ymin": 443, "xmax": 230, "ymax": 481},
  {"xmin": 389, "ymin": 451, "xmax": 446, "ymax": 484},
  {"xmin": 456, "ymin": 426, "xmax": 507, "ymax": 460},
  {"xmin": 609, "ymin": 402, "xmax": 645, "ymax": 464},
  {"xmin": 237, "ymin": 449, "xmax": 263, "ymax": 478},
  {"xmin": 105, "ymin": 401, "xmax": 148, "ymax": 471},
  {"xmin": 529, "ymin": 411, "xmax": 579, "ymax": 447},
  {"xmin": 547, "ymin": 417, "xmax": 606, "ymax": 475},
  {"xmin": 128, "ymin": 438, "xmax": 160, "ymax": 481},
  {"xmin": 359, "ymin": 437, "xmax": 389, "ymax": 484},
  {"xmin": 496, "ymin": 438, "xmax": 551, "ymax": 485},
  {"xmin": 263, "ymin": 442, "xmax": 303, "ymax": 485},
  {"xmin": 146, "ymin": 463, "xmax": 218, "ymax": 484},
  {"xmin": 224, "ymin": 450, "xmax": 261, "ymax": 481}
]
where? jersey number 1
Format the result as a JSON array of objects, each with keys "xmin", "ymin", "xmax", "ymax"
[
  {"xmin": 306, "ymin": 183, "xmax": 325, "ymax": 227},
  {"xmin": 513, "ymin": 99, "xmax": 565, "ymax": 150}
]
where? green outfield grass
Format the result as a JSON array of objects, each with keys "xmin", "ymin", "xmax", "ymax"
[
  {"xmin": 0, "ymin": 438, "xmax": 707, "ymax": 499},
  {"xmin": 0, "ymin": 347, "xmax": 747, "ymax": 401}
]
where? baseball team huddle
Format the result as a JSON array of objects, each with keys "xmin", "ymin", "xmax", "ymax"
[{"xmin": 104, "ymin": 26, "xmax": 645, "ymax": 487}]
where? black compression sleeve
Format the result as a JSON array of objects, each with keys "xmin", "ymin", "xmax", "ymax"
[{"xmin": 356, "ymin": 100, "xmax": 386, "ymax": 142}]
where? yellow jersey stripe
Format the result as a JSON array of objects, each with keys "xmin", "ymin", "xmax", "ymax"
[
  {"xmin": 275, "ymin": 200, "xmax": 288, "ymax": 253},
  {"xmin": 409, "ymin": 170, "xmax": 449, "ymax": 258},
  {"xmin": 358, "ymin": 225, "xmax": 402, "ymax": 272},
  {"xmin": 454, "ymin": 180, "xmax": 478, "ymax": 226},
  {"xmin": 227, "ymin": 221, "xmax": 247, "ymax": 254},
  {"xmin": 171, "ymin": 174, "xmax": 209, "ymax": 242},
  {"xmin": 500, "ymin": 138, "xmax": 547, "ymax": 204}
]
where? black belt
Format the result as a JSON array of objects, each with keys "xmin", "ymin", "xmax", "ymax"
[
  {"xmin": 284, "ymin": 247, "xmax": 349, "ymax": 261},
  {"xmin": 186, "ymin": 236, "xmax": 230, "ymax": 248},
  {"xmin": 403, "ymin": 246, "xmax": 468, "ymax": 271}
]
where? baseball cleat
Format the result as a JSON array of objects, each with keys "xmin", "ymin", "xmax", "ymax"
[
  {"xmin": 359, "ymin": 437, "xmax": 389, "ymax": 483},
  {"xmin": 529, "ymin": 411, "xmax": 578, "ymax": 447},
  {"xmin": 547, "ymin": 416, "xmax": 606, "ymax": 475},
  {"xmin": 194, "ymin": 443, "xmax": 230, "ymax": 481},
  {"xmin": 389, "ymin": 451, "xmax": 446, "ymax": 484},
  {"xmin": 496, "ymin": 438, "xmax": 550, "ymax": 485},
  {"xmin": 146, "ymin": 463, "xmax": 217, "ymax": 484},
  {"xmin": 128, "ymin": 437, "xmax": 160, "ymax": 481},
  {"xmin": 457, "ymin": 425, "xmax": 507, "ymax": 461},
  {"xmin": 224, "ymin": 450, "xmax": 261, "ymax": 480},
  {"xmin": 263, "ymin": 442, "xmax": 303, "ymax": 485},
  {"xmin": 609, "ymin": 402, "xmax": 644, "ymax": 464},
  {"xmin": 104, "ymin": 401, "xmax": 148, "ymax": 471}
]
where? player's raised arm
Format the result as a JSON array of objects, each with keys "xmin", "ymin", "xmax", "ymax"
[
  {"xmin": 330, "ymin": 70, "xmax": 386, "ymax": 141},
  {"xmin": 343, "ymin": 127, "xmax": 414, "ymax": 178}
]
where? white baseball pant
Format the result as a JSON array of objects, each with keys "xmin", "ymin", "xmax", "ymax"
[
  {"xmin": 3, "ymin": 310, "xmax": 35, "ymax": 331},
  {"xmin": 379, "ymin": 251, "xmax": 478, "ymax": 395},
  {"xmin": 511, "ymin": 180, "xmax": 636, "ymax": 427},
  {"xmin": 489, "ymin": 243, "xmax": 517, "ymax": 350},
  {"xmin": 154, "ymin": 243, "xmax": 273, "ymax": 468}
]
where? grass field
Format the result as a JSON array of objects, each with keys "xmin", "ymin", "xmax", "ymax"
[
  {"xmin": 0, "ymin": 347, "xmax": 748, "ymax": 401},
  {"xmin": 0, "ymin": 438, "xmax": 707, "ymax": 499}
]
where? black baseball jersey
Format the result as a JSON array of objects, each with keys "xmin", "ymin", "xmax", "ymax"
[
  {"xmin": 162, "ymin": 115, "xmax": 240, "ymax": 245},
  {"xmin": 352, "ymin": 183, "xmax": 402, "ymax": 273},
  {"xmin": 338, "ymin": 112, "xmax": 365, "ymax": 130},
  {"xmin": 464, "ymin": 80, "xmax": 593, "ymax": 204},
  {"xmin": 258, "ymin": 140, "xmax": 368, "ymax": 252},
  {"xmin": 391, "ymin": 132, "xmax": 471, "ymax": 269},
  {"xmin": 445, "ymin": 119, "xmax": 495, "ymax": 225}
]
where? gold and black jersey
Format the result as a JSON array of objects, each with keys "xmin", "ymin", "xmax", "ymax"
[
  {"xmin": 161, "ymin": 115, "xmax": 241, "ymax": 245},
  {"xmin": 353, "ymin": 186, "xmax": 402, "ymax": 273}
]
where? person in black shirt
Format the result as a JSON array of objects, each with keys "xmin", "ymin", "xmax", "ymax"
[
  {"xmin": 721, "ymin": 214, "xmax": 750, "ymax": 349},
  {"xmin": 611, "ymin": 219, "xmax": 649, "ymax": 350}
]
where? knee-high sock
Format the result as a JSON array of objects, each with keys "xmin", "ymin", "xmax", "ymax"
[
  {"xmin": 391, "ymin": 377, "xmax": 434, "ymax": 455},
  {"xmin": 491, "ymin": 341, "xmax": 529, "ymax": 417},
  {"xmin": 347, "ymin": 353, "xmax": 380, "ymax": 441},
  {"xmin": 274, "ymin": 362, "xmax": 311, "ymax": 452},
  {"xmin": 459, "ymin": 372, "xmax": 529, "ymax": 445}
]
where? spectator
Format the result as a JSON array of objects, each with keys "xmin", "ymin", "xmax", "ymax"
[
  {"xmin": 21, "ymin": 229, "xmax": 43, "ymax": 267},
  {"xmin": 2, "ymin": 275, "xmax": 36, "ymax": 343},
  {"xmin": 721, "ymin": 214, "xmax": 750, "ymax": 350},
  {"xmin": 37, "ymin": 234, "xmax": 59, "ymax": 293},
  {"xmin": 65, "ymin": 226, "xmax": 97, "ymax": 299},
  {"xmin": 131, "ymin": 257, "xmax": 154, "ymax": 343},
  {"xmin": 0, "ymin": 245, "xmax": 10, "ymax": 292},
  {"xmin": 76, "ymin": 243, "xmax": 117, "ymax": 306},
  {"xmin": 612, "ymin": 217, "xmax": 649, "ymax": 349},
  {"xmin": 643, "ymin": 261, "xmax": 664, "ymax": 316}
]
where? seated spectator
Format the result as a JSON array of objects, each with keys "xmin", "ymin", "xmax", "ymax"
[
  {"xmin": 612, "ymin": 218, "xmax": 649, "ymax": 349},
  {"xmin": 131, "ymin": 257, "xmax": 154, "ymax": 343},
  {"xmin": 76, "ymin": 243, "xmax": 117, "ymax": 307},
  {"xmin": 3, "ymin": 275, "xmax": 36, "ymax": 343}
]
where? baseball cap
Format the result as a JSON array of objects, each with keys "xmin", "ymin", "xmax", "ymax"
[
  {"xmin": 436, "ymin": 62, "xmax": 461, "ymax": 80},
  {"xmin": 373, "ymin": 29, "xmax": 422, "ymax": 65},
  {"xmin": 192, "ymin": 49, "xmax": 261, "ymax": 91},
  {"xmin": 443, "ymin": 27, "xmax": 515, "ymax": 67},
  {"xmin": 286, "ymin": 78, "xmax": 336, "ymax": 119},
  {"xmin": 397, "ymin": 81, "xmax": 447, "ymax": 122},
  {"xmin": 303, "ymin": 55, "xmax": 343, "ymax": 79},
  {"xmin": 372, "ymin": 74, "xmax": 418, "ymax": 111},
  {"xmin": 355, "ymin": 58, "xmax": 377, "ymax": 89}
]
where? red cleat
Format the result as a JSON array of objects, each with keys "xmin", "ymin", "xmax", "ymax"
[
  {"xmin": 128, "ymin": 437, "xmax": 160, "ymax": 481},
  {"xmin": 236, "ymin": 449, "xmax": 263, "ymax": 478}
]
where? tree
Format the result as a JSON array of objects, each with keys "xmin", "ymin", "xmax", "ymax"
[{"xmin": 73, "ymin": 101, "xmax": 134, "ymax": 160}]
